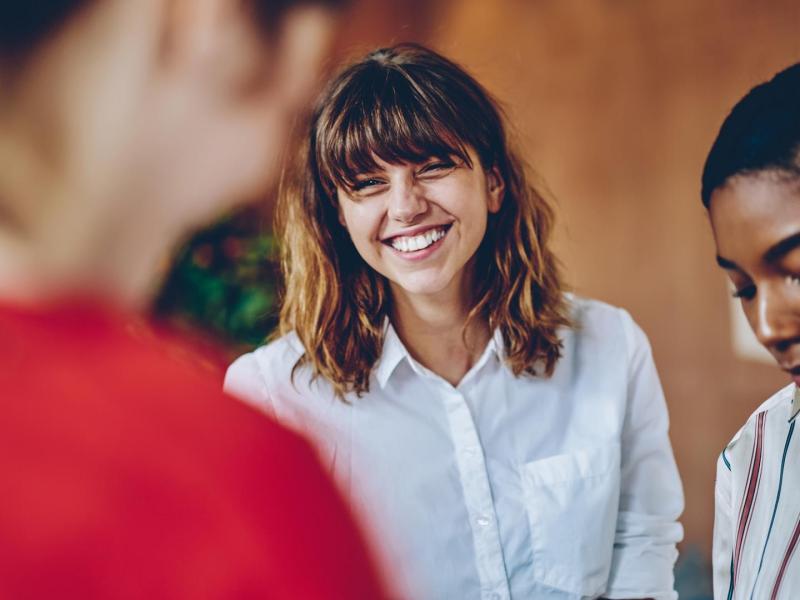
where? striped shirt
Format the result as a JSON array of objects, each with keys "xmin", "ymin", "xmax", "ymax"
[{"xmin": 713, "ymin": 383, "xmax": 800, "ymax": 599}]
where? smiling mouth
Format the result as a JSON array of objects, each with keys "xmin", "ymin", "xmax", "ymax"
[{"xmin": 385, "ymin": 225, "xmax": 451, "ymax": 253}]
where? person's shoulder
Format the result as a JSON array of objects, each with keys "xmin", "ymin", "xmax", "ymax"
[
  {"xmin": 563, "ymin": 294, "xmax": 643, "ymax": 349},
  {"xmin": 567, "ymin": 294, "xmax": 628, "ymax": 324},
  {"xmin": 721, "ymin": 383, "xmax": 795, "ymax": 467},
  {"xmin": 228, "ymin": 332, "xmax": 304, "ymax": 383},
  {"xmin": 750, "ymin": 382, "xmax": 795, "ymax": 416},
  {"xmin": 252, "ymin": 331, "xmax": 305, "ymax": 369},
  {"xmin": 0, "ymin": 299, "xmax": 309, "ymax": 463},
  {"xmin": 113, "ymin": 325, "xmax": 319, "ymax": 464},
  {"xmin": 224, "ymin": 331, "xmax": 340, "ymax": 418},
  {"xmin": 225, "ymin": 331, "xmax": 305, "ymax": 400},
  {"xmin": 734, "ymin": 383, "xmax": 794, "ymax": 436}
]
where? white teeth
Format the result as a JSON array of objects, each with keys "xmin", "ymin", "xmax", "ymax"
[{"xmin": 390, "ymin": 227, "xmax": 446, "ymax": 253}]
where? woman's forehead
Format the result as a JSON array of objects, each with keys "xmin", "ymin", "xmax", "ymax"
[
  {"xmin": 317, "ymin": 93, "xmax": 478, "ymax": 178},
  {"xmin": 710, "ymin": 173, "xmax": 800, "ymax": 263}
]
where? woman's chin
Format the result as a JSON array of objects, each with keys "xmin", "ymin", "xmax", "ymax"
[{"xmin": 387, "ymin": 273, "xmax": 457, "ymax": 300}]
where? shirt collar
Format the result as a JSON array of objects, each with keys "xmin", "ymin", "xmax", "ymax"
[
  {"xmin": 490, "ymin": 328, "xmax": 505, "ymax": 361},
  {"xmin": 792, "ymin": 385, "xmax": 800, "ymax": 421},
  {"xmin": 374, "ymin": 321, "xmax": 504, "ymax": 389},
  {"xmin": 374, "ymin": 321, "xmax": 408, "ymax": 388}
]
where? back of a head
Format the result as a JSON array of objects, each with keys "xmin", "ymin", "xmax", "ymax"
[
  {"xmin": 0, "ymin": 4, "xmax": 395, "ymax": 599},
  {"xmin": 0, "ymin": 1, "xmax": 344, "ymax": 63},
  {"xmin": 0, "ymin": 0, "xmax": 344, "ymax": 308},
  {"xmin": 701, "ymin": 63, "xmax": 800, "ymax": 207},
  {"xmin": 0, "ymin": 2, "xmax": 88, "ymax": 62}
]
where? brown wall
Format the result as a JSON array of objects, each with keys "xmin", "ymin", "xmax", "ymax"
[{"xmin": 341, "ymin": 1, "xmax": 800, "ymax": 555}]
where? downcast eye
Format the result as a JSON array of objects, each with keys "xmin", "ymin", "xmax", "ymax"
[{"xmin": 731, "ymin": 284, "xmax": 756, "ymax": 301}]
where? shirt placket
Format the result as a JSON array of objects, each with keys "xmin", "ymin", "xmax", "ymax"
[{"xmin": 441, "ymin": 385, "xmax": 511, "ymax": 600}]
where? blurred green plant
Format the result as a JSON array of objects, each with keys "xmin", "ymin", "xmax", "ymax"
[{"xmin": 154, "ymin": 207, "xmax": 280, "ymax": 354}]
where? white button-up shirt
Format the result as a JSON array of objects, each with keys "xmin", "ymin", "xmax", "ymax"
[
  {"xmin": 713, "ymin": 384, "xmax": 800, "ymax": 599},
  {"xmin": 225, "ymin": 297, "xmax": 684, "ymax": 599}
]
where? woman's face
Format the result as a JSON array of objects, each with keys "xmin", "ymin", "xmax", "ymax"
[
  {"xmin": 336, "ymin": 147, "xmax": 504, "ymax": 303},
  {"xmin": 709, "ymin": 173, "xmax": 800, "ymax": 384}
]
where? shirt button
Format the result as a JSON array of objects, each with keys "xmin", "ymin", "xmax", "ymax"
[{"xmin": 476, "ymin": 516, "xmax": 491, "ymax": 527}]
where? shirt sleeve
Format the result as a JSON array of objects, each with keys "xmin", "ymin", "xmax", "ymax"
[
  {"xmin": 712, "ymin": 447, "xmax": 735, "ymax": 600},
  {"xmin": 224, "ymin": 351, "xmax": 277, "ymax": 417},
  {"xmin": 603, "ymin": 310, "xmax": 685, "ymax": 600}
]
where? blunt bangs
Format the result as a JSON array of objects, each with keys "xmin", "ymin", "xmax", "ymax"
[{"xmin": 314, "ymin": 60, "xmax": 480, "ymax": 195}]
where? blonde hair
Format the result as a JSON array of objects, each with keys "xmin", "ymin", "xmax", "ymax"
[{"xmin": 276, "ymin": 43, "xmax": 571, "ymax": 398}]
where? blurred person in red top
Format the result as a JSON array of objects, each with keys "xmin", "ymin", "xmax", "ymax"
[{"xmin": 0, "ymin": 1, "xmax": 388, "ymax": 598}]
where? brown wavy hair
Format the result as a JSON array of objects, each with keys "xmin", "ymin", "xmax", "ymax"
[{"xmin": 276, "ymin": 43, "xmax": 571, "ymax": 398}]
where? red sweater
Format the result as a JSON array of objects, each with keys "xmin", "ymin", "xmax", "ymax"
[{"xmin": 0, "ymin": 300, "xmax": 388, "ymax": 599}]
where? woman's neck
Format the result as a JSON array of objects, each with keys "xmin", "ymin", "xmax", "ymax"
[
  {"xmin": 0, "ymin": 207, "xmax": 175, "ymax": 310},
  {"xmin": 0, "ymin": 141, "xmax": 177, "ymax": 311},
  {"xmin": 390, "ymin": 277, "xmax": 491, "ymax": 387}
]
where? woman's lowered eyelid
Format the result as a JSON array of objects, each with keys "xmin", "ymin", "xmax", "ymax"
[
  {"xmin": 351, "ymin": 176, "xmax": 387, "ymax": 192},
  {"xmin": 418, "ymin": 158, "xmax": 457, "ymax": 174},
  {"xmin": 728, "ymin": 273, "xmax": 800, "ymax": 300},
  {"xmin": 725, "ymin": 270, "xmax": 755, "ymax": 300},
  {"xmin": 731, "ymin": 284, "xmax": 756, "ymax": 300},
  {"xmin": 349, "ymin": 158, "xmax": 458, "ymax": 193}
]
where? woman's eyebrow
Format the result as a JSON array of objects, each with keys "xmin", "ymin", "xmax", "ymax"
[{"xmin": 763, "ymin": 231, "xmax": 800, "ymax": 263}]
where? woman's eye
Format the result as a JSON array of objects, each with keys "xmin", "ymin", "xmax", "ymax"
[
  {"xmin": 732, "ymin": 284, "xmax": 756, "ymax": 300},
  {"xmin": 352, "ymin": 178, "xmax": 385, "ymax": 192},
  {"xmin": 418, "ymin": 160, "xmax": 456, "ymax": 176}
]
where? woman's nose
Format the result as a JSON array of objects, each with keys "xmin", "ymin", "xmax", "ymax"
[
  {"xmin": 387, "ymin": 181, "xmax": 428, "ymax": 224},
  {"xmin": 752, "ymin": 283, "xmax": 800, "ymax": 352}
]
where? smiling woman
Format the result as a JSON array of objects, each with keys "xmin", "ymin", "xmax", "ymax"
[
  {"xmin": 225, "ymin": 43, "xmax": 684, "ymax": 599},
  {"xmin": 336, "ymin": 147, "xmax": 502, "ymax": 312},
  {"xmin": 278, "ymin": 45, "xmax": 569, "ymax": 394},
  {"xmin": 282, "ymin": 42, "xmax": 570, "ymax": 395}
]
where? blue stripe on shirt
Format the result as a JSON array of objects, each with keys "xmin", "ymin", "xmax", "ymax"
[{"xmin": 748, "ymin": 420, "xmax": 795, "ymax": 599}]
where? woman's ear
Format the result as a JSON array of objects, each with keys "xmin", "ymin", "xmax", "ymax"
[{"xmin": 486, "ymin": 166, "xmax": 505, "ymax": 213}]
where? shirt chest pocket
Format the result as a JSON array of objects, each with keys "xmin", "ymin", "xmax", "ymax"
[{"xmin": 521, "ymin": 443, "xmax": 621, "ymax": 597}]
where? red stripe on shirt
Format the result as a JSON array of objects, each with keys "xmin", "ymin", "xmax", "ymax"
[
  {"xmin": 770, "ymin": 513, "xmax": 800, "ymax": 600},
  {"xmin": 733, "ymin": 411, "xmax": 767, "ymax": 585}
]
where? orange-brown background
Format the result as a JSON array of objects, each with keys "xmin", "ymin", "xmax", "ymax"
[{"xmin": 333, "ymin": 0, "xmax": 800, "ymax": 558}]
